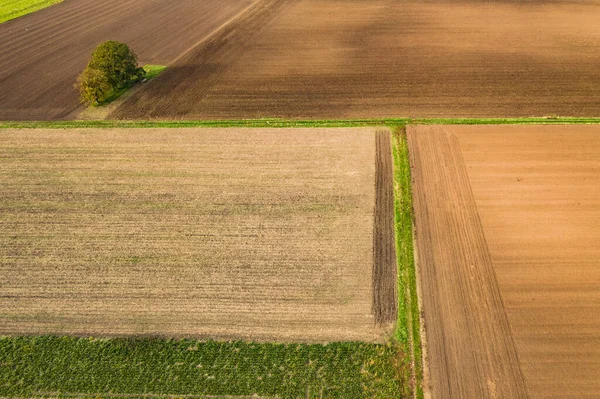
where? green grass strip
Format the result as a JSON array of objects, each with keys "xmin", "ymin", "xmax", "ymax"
[
  {"xmin": 391, "ymin": 127, "xmax": 423, "ymax": 399},
  {"xmin": 1, "ymin": 116, "xmax": 599, "ymax": 129},
  {"xmin": 0, "ymin": 0, "xmax": 62, "ymax": 24},
  {"xmin": 0, "ymin": 336, "xmax": 405, "ymax": 399}
]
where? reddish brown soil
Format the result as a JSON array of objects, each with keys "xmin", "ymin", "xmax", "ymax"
[
  {"xmin": 407, "ymin": 125, "xmax": 527, "ymax": 398},
  {"xmin": 114, "ymin": 0, "xmax": 600, "ymax": 120},
  {"xmin": 455, "ymin": 125, "xmax": 600, "ymax": 399},
  {"xmin": 0, "ymin": 127, "xmax": 390, "ymax": 342},
  {"xmin": 409, "ymin": 124, "xmax": 600, "ymax": 398},
  {"xmin": 0, "ymin": 0, "xmax": 256, "ymax": 120},
  {"xmin": 373, "ymin": 130, "xmax": 397, "ymax": 325}
]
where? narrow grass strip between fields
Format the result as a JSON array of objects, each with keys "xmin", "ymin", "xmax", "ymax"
[
  {"xmin": 1, "ymin": 116, "xmax": 600, "ymax": 129},
  {"xmin": 0, "ymin": 0, "xmax": 62, "ymax": 24},
  {"xmin": 391, "ymin": 127, "xmax": 424, "ymax": 399}
]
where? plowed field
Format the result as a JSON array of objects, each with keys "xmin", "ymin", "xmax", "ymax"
[
  {"xmin": 408, "ymin": 125, "xmax": 600, "ymax": 398},
  {"xmin": 0, "ymin": 0, "xmax": 256, "ymax": 120},
  {"xmin": 0, "ymin": 127, "xmax": 397, "ymax": 343},
  {"xmin": 113, "ymin": 0, "xmax": 600, "ymax": 120}
]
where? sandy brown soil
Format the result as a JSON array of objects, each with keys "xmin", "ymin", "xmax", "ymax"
[
  {"xmin": 373, "ymin": 130, "xmax": 397, "ymax": 325},
  {"xmin": 113, "ymin": 0, "xmax": 600, "ymax": 120},
  {"xmin": 407, "ymin": 125, "xmax": 527, "ymax": 398},
  {"xmin": 0, "ymin": 0, "xmax": 256, "ymax": 120},
  {"xmin": 0, "ymin": 127, "xmax": 391, "ymax": 343},
  {"xmin": 409, "ymin": 124, "xmax": 600, "ymax": 398},
  {"xmin": 455, "ymin": 125, "xmax": 600, "ymax": 399}
]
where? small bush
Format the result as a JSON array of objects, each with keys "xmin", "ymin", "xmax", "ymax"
[{"xmin": 76, "ymin": 41, "xmax": 145, "ymax": 106}]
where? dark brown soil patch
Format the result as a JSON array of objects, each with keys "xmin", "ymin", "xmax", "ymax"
[{"xmin": 372, "ymin": 130, "xmax": 397, "ymax": 325}]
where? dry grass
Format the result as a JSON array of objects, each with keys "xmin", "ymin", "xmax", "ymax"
[{"xmin": 0, "ymin": 127, "xmax": 388, "ymax": 342}]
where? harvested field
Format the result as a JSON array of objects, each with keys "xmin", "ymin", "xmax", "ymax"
[
  {"xmin": 0, "ymin": 0, "xmax": 256, "ymax": 120},
  {"xmin": 0, "ymin": 127, "xmax": 396, "ymax": 343},
  {"xmin": 113, "ymin": 0, "xmax": 600, "ymax": 120},
  {"xmin": 408, "ymin": 125, "xmax": 600, "ymax": 398}
]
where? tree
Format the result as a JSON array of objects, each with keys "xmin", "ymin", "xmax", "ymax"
[
  {"xmin": 76, "ymin": 66, "xmax": 111, "ymax": 106},
  {"xmin": 76, "ymin": 41, "xmax": 145, "ymax": 106}
]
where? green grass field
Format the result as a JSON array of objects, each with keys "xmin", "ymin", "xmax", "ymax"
[
  {"xmin": 0, "ymin": 336, "xmax": 404, "ymax": 398},
  {"xmin": 0, "ymin": 0, "xmax": 62, "ymax": 24}
]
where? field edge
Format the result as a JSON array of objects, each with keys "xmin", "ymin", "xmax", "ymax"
[
  {"xmin": 0, "ymin": 0, "xmax": 63, "ymax": 24},
  {"xmin": 391, "ymin": 127, "xmax": 424, "ymax": 399},
  {"xmin": 1, "ymin": 116, "xmax": 599, "ymax": 129}
]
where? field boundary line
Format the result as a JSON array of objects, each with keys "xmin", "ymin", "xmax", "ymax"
[
  {"xmin": 391, "ymin": 127, "xmax": 424, "ymax": 399},
  {"xmin": 1, "ymin": 116, "xmax": 600, "ymax": 129}
]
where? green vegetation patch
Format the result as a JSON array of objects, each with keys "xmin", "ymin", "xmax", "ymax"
[
  {"xmin": 0, "ymin": 336, "xmax": 403, "ymax": 399},
  {"xmin": 0, "ymin": 0, "xmax": 62, "ymax": 24},
  {"xmin": 97, "ymin": 64, "xmax": 167, "ymax": 106},
  {"xmin": 1, "ymin": 116, "xmax": 599, "ymax": 130},
  {"xmin": 391, "ymin": 127, "xmax": 423, "ymax": 398}
]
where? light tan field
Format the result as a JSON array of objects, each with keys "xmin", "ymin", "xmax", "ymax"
[
  {"xmin": 0, "ymin": 127, "xmax": 394, "ymax": 343},
  {"xmin": 408, "ymin": 125, "xmax": 600, "ymax": 398}
]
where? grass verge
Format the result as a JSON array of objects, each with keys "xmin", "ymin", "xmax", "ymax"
[
  {"xmin": 391, "ymin": 127, "xmax": 423, "ymax": 399},
  {"xmin": 1, "ymin": 116, "xmax": 599, "ymax": 129},
  {"xmin": 0, "ymin": 0, "xmax": 62, "ymax": 24},
  {"xmin": 0, "ymin": 336, "xmax": 404, "ymax": 399}
]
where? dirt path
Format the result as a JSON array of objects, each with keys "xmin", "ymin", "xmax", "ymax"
[
  {"xmin": 0, "ymin": 0, "xmax": 256, "ymax": 120},
  {"xmin": 372, "ymin": 130, "xmax": 397, "ymax": 325},
  {"xmin": 407, "ymin": 126, "xmax": 528, "ymax": 398},
  {"xmin": 114, "ymin": 0, "xmax": 600, "ymax": 120}
]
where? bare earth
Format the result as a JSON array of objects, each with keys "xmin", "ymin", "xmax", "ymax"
[
  {"xmin": 0, "ymin": 127, "xmax": 393, "ymax": 343},
  {"xmin": 407, "ymin": 125, "xmax": 527, "ymax": 398},
  {"xmin": 408, "ymin": 125, "xmax": 600, "ymax": 398},
  {"xmin": 0, "ymin": 0, "xmax": 256, "ymax": 120},
  {"xmin": 113, "ymin": 0, "xmax": 600, "ymax": 120}
]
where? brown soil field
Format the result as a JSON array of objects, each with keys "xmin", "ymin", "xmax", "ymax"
[
  {"xmin": 0, "ymin": 0, "xmax": 256, "ymax": 121},
  {"xmin": 408, "ymin": 124, "xmax": 600, "ymax": 398},
  {"xmin": 0, "ymin": 127, "xmax": 395, "ymax": 342},
  {"xmin": 113, "ymin": 0, "xmax": 600, "ymax": 120},
  {"xmin": 407, "ymin": 126, "xmax": 527, "ymax": 398},
  {"xmin": 373, "ymin": 130, "xmax": 397, "ymax": 325}
]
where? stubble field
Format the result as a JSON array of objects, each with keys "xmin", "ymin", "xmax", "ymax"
[
  {"xmin": 0, "ymin": 0, "xmax": 256, "ymax": 120},
  {"xmin": 0, "ymin": 127, "xmax": 396, "ymax": 343},
  {"xmin": 408, "ymin": 124, "xmax": 600, "ymax": 399},
  {"xmin": 113, "ymin": 0, "xmax": 600, "ymax": 120}
]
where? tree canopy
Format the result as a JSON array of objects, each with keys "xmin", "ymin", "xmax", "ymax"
[{"xmin": 76, "ymin": 41, "xmax": 145, "ymax": 106}]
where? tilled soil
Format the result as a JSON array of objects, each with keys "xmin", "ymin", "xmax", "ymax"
[
  {"xmin": 455, "ymin": 125, "xmax": 600, "ymax": 399},
  {"xmin": 113, "ymin": 0, "xmax": 600, "ymax": 120},
  {"xmin": 409, "ymin": 124, "xmax": 600, "ymax": 399},
  {"xmin": 407, "ymin": 125, "xmax": 527, "ymax": 398},
  {"xmin": 0, "ymin": 127, "xmax": 390, "ymax": 343},
  {"xmin": 372, "ymin": 130, "xmax": 397, "ymax": 325},
  {"xmin": 0, "ymin": 0, "xmax": 256, "ymax": 120}
]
